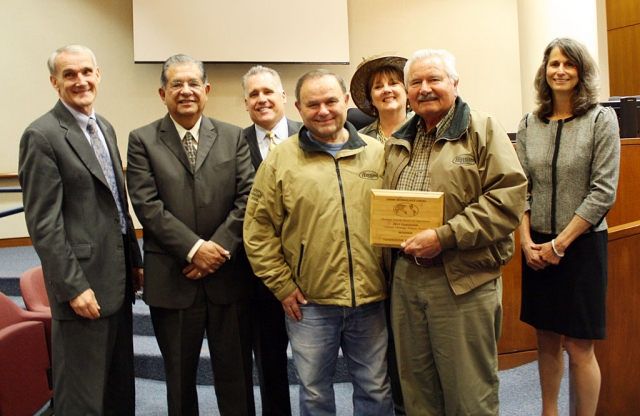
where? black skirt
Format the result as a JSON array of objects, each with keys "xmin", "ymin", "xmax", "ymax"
[{"xmin": 520, "ymin": 230, "xmax": 608, "ymax": 340}]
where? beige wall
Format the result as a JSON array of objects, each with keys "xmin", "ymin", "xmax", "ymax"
[
  {"xmin": 517, "ymin": 0, "xmax": 609, "ymax": 115},
  {"xmin": 0, "ymin": 0, "xmax": 605, "ymax": 239},
  {"xmin": 1, "ymin": 0, "xmax": 522, "ymax": 175}
]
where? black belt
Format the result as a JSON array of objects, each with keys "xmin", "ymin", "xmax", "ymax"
[{"xmin": 398, "ymin": 251, "xmax": 444, "ymax": 267}]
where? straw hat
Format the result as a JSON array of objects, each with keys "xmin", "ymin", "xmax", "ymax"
[{"xmin": 350, "ymin": 55, "xmax": 407, "ymax": 117}]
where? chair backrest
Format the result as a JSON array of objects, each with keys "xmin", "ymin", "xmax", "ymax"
[
  {"xmin": 0, "ymin": 292, "xmax": 24, "ymax": 328},
  {"xmin": 0, "ymin": 292, "xmax": 53, "ymax": 416},
  {"xmin": 347, "ymin": 107, "xmax": 377, "ymax": 130},
  {"xmin": 20, "ymin": 266, "xmax": 50, "ymax": 313}
]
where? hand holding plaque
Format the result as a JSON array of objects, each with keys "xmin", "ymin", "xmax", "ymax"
[{"xmin": 370, "ymin": 189, "xmax": 444, "ymax": 248}]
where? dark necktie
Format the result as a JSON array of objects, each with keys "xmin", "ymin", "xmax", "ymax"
[
  {"xmin": 86, "ymin": 118, "xmax": 127, "ymax": 234},
  {"xmin": 183, "ymin": 131, "xmax": 197, "ymax": 171}
]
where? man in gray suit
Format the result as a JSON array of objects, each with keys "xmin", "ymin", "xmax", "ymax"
[
  {"xmin": 241, "ymin": 65, "xmax": 302, "ymax": 416},
  {"xmin": 126, "ymin": 54, "xmax": 255, "ymax": 416},
  {"xmin": 19, "ymin": 44, "xmax": 143, "ymax": 415}
]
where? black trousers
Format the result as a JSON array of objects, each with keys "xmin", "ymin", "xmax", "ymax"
[{"xmin": 251, "ymin": 283, "xmax": 291, "ymax": 416}]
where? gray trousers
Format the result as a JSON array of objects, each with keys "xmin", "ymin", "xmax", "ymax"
[
  {"xmin": 52, "ymin": 299, "xmax": 135, "ymax": 416},
  {"xmin": 391, "ymin": 258, "xmax": 502, "ymax": 416}
]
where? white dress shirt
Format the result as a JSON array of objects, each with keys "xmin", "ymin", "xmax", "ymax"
[{"xmin": 255, "ymin": 116, "xmax": 290, "ymax": 160}]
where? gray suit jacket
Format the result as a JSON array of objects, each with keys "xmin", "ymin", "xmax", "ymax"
[
  {"xmin": 243, "ymin": 118, "xmax": 302, "ymax": 170},
  {"xmin": 19, "ymin": 100, "xmax": 142, "ymax": 320},
  {"xmin": 127, "ymin": 114, "xmax": 254, "ymax": 308}
]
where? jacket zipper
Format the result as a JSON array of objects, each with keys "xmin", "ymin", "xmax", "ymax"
[
  {"xmin": 334, "ymin": 158, "xmax": 356, "ymax": 307},
  {"xmin": 296, "ymin": 243, "xmax": 305, "ymax": 282}
]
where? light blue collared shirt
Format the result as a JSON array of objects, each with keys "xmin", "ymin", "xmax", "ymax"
[{"xmin": 61, "ymin": 101, "xmax": 109, "ymax": 152}]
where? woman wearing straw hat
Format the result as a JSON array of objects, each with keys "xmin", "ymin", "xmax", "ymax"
[
  {"xmin": 350, "ymin": 55, "xmax": 413, "ymax": 145},
  {"xmin": 350, "ymin": 55, "xmax": 412, "ymax": 415}
]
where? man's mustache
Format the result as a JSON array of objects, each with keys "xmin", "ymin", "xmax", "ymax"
[{"xmin": 417, "ymin": 93, "xmax": 438, "ymax": 103}]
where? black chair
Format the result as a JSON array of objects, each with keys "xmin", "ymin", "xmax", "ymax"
[{"xmin": 347, "ymin": 108, "xmax": 376, "ymax": 130}]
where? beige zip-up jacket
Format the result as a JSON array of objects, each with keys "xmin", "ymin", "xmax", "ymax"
[
  {"xmin": 244, "ymin": 123, "xmax": 387, "ymax": 306},
  {"xmin": 384, "ymin": 97, "xmax": 527, "ymax": 295}
]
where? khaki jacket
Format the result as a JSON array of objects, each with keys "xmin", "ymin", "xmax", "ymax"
[
  {"xmin": 384, "ymin": 97, "xmax": 527, "ymax": 295},
  {"xmin": 244, "ymin": 123, "xmax": 387, "ymax": 306}
]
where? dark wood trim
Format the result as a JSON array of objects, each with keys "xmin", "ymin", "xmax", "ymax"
[
  {"xmin": 498, "ymin": 349, "xmax": 538, "ymax": 371},
  {"xmin": 608, "ymin": 220, "xmax": 640, "ymax": 241},
  {"xmin": 0, "ymin": 237, "xmax": 33, "ymax": 247},
  {"xmin": 0, "ymin": 229, "xmax": 143, "ymax": 248},
  {"xmin": 1, "ymin": 167, "xmax": 132, "ymax": 181}
]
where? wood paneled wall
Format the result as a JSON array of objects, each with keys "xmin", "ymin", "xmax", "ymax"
[
  {"xmin": 606, "ymin": 139, "xmax": 640, "ymax": 227},
  {"xmin": 497, "ymin": 229, "xmax": 538, "ymax": 370},
  {"xmin": 595, "ymin": 221, "xmax": 640, "ymax": 415},
  {"xmin": 606, "ymin": 0, "xmax": 640, "ymax": 95}
]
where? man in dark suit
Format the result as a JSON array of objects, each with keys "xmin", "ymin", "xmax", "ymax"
[
  {"xmin": 240, "ymin": 65, "xmax": 302, "ymax": 416},
  {"xmin": 242, "ymin": 66, "xmax": 302, "ymax": 168},
  {"xmin": 18, "ymin": 44, "xmax": 143, "ymax": 415},
  {"xmin": 126, "ymin": 54, "xmax": 255, "ymax": 416}
]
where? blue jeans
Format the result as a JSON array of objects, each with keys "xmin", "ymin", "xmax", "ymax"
[{"xmin": 286, "ymin": 300, "xmax": 393, "ymax": 416}]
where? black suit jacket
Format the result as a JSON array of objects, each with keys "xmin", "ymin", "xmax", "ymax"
[
  {"xmin": 127, "ymin": 114, "xmax": 255, "ymax": 308},
  {"xmin": 19, "ymin": 100, "xmax": 142, "ymax": 320},
  {"xmin": 243, "ymin": 118, "xmax": 302, "ymax": 170}
]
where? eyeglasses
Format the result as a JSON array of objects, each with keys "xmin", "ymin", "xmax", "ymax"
[{"xmin": 167, "ymin": 80, "xmax": 204, "ymax": 92}]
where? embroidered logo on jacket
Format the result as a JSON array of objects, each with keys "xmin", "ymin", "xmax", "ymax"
[
  {"xmin": 359, "ymin": 171, "xmax": 379, "ymax": 180},
  {"xmin": 249, "ymin": 189, "xmax": 262, "ymax": 202},
  {"xmin": 452, "ymin": 154, "xmax": 476, "ymax": 166}
]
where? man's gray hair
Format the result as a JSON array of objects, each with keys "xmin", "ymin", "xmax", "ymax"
[
  {"xmin": 295, "ymin": 69, "xmax": 347, "ymax": 103},
  {"xmin": 242, "ymin": 66, "xmax": 284, "ymax": 98},
  {"xmin": 160, "ymin": 54, "xmax": 208, "ymax": 88},
  {"xmin": 47, "ymin": 45, "xmax": 98, "ymax": 77},
  {"xmin": 404, "ymin": 49, "xmax": 460, "ymax": 93}
]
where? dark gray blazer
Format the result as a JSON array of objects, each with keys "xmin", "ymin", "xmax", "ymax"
[
  {"xmin": 127, "ymin": 114, "xmax": 254, "ymax": 308},
  {"xmin": 19, "ymin": 100, "xmax": 142, "ymax": 320},
  {"xmin": 243, "ymin": 118, "xmax": 302, "ymax": 170}
]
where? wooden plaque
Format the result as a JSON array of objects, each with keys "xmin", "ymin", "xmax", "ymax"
[{"xmin": 370, "ymin": 189, "xmax": 444, "ymax": 248}]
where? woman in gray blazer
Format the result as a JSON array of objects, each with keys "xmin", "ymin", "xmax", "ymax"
[{"xmin": 516, "ymin": 37, "xmax": 620, "ymax": 416}]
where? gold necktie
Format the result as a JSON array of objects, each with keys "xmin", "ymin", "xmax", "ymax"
[{"xmin": 267, "ymin": 131, "xmax": 277, "ymax": 152}]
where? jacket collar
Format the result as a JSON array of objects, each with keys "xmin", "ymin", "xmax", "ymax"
[
  {"xmin": 392, "ymin": 96, "xmax": 470, "ymax": 145},
  {"xmin": 159, "ymin": 114, "xmax": 217, "ymax": 174},
  {"xmin": 298, "ymin": 121, "xmax": 367, "ymax": 154},
  {"xmin": 359, "ymin": 120, "xmax": 378, "ymax": 137},
  {"xmin": 54, "ymin": 100, "xmax": 118, "ymax": 190}
]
